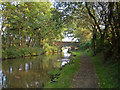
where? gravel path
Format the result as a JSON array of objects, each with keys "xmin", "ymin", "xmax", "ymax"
[{"xmin": 70, "ymin": 53, "xmax": 99, "ymax": 88}]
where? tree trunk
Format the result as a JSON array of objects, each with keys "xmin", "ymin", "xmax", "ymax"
[
  {"xmin": 19, "ymin": 30, "xmax": 22, "ymax": 48},
  {"xmin": 13, "ymin": 35, "xmax": 16, "ymax": 47},
  {"xmin": 28, "ymin": 37, "xmax": 32, "ymax": 48},
  {"xmin": 6, "ymin": 30, "xmax": 10, "ymax": 50},
  {"xmin": 100, "ymin": 33, "xmax": 106, "ymax": 63},
  {"xmin": 22, "ymin": 35, "xmax": 25, "ymax": 48},
  {"xmin": 92, "ymin": 26, "xmax": 97, "ymax": 55},
  {"xmin": 0, "ymin": 30, "xmax": 2, "ymax": 59}
]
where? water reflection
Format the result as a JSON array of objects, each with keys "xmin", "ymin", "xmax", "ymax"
[
  {"xmin": 25, "ymin": 63, "xmax": 29, "ymax": 72},
  {"xmin": 19, "ymin": 64, "xmax": 22, "ymax": 71},
  {"xmin": 26, "ymin": 83, "xmax": 29, "ymax": 88},
  {"xmin": 2, "ymin": 75, "xmax": 6, "ymax": 88},
  {"xmin": 2, "ymin": 48, "xmax": 71, "ymax": 88},
  {"xmin": 62, "ymin": 48, "xmax": 71, "ymax": 58},
  {"xmin": 10, "ymin": 66, "xmax": 12, "ymax": 73},
  {"xmin": 61, "ymin": 61, "xmax": 68, "ymax": 66},
  {"xmin": 2, "ymin": 54, "xmax": 62, "ymax": 88},
  {"xmin": 30, "ymin": 62, "xmax": 32, "ymax": 69},
  {"xmin": 57, "ymin": 48, "xmax": 71, "ymax": 66},
  {"xmin": 0, "ymin": 70, "xmax": 2, "ymax": 85}
]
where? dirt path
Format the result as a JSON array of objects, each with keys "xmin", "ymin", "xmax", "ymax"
[{"xmin": 70, "ymin": 53, "xmax": 99, "ymax": 88}]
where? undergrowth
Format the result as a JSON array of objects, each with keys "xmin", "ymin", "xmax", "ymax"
[{"xmin": 85, "ymin": 51, "xmax": 119, "ymax": 88}]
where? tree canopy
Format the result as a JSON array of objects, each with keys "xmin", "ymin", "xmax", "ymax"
[{"xmin": 1, "ymin": 1, "xmax": 120, "ymax": 62}]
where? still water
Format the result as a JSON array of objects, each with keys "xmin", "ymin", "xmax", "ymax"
[{"xmin": 1, "ymin": 49, "xmax": 71, "ymax": 88}]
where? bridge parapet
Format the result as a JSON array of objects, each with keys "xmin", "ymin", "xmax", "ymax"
[{"xmin": 53, "ymin": 41, "xmax": 80, "ymax": 49}]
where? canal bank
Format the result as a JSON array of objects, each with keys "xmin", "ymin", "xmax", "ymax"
[{"xmin": 44, "ymin": 51, "xmax": 81, "ymax": 88}]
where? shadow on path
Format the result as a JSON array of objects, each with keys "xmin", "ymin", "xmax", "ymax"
[{"xmin": 70, "ymin": 53, "xmax": 99, "ymax": 88}]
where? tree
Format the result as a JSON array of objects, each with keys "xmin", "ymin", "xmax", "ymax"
[{"xmin": 1, "ymin": 2, "xmax": 64, "ymax": 58}]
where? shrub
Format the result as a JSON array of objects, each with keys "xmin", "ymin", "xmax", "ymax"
[{"xmin": 6, "ymin": 47, "xmax": 18, "ymax": 58}]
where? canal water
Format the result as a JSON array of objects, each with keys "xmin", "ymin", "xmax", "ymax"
[{"xmin": 1, "ymin": 48, "xmax": 71, "ymax": 88}]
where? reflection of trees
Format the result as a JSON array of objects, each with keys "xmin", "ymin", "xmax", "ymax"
[
  {"xmin": 2, "ymin": 54, "xmax": 62, "ymax": 88},
  {"xmin": 42, "ymin": 55, "xmax": 61, "ymax": 70},
  {"xmin": 3, "ymin": 71, "xmax": 50, "ymax": 88}
]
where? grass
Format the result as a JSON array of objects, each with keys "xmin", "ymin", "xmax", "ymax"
[
  {"xmin": 44, "ymin": 51, "xmax": 81, "ymax": 88},
  {"xmin": 85, "ymin": 51, "xmax": 119, "ymax": 88}
]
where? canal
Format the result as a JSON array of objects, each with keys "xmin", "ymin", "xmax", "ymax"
[{"xmin": 1, "ymin": 48, "xmax": 71, "ymax": 88}]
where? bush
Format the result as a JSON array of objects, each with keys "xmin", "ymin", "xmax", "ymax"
[
  {"xmin": 2, "ymin": 45, "xmax": 55, "ymax": 59},
  {"xmin": 51, "ymin": 46, "xmax": 58, "ymax": 52},
  {"xmin": 86, "ymin": 52, "xmax": 119, "ymax": 88},
  {"xmin": 2, "ymin": 49, "xmax": 7, "ymax": 59},
  {"xmin": 34, "ymin": 47, "xmax": 44, "ymax": 55},
  {"xmin": 5, "ymin": 47, "xmax": 19, "ymax": 58},
  {"xmin": 44, "ymin": 43, "xmax": 59, "ymax": 54}
]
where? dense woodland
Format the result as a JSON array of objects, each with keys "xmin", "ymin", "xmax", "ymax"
[
  {"xmin": 1, "ymin": 2, "xmax": 64, "ymax": 58},
  {"xmin": 1, "ymin": 2, "xmax": 120, "ymax": 63}
]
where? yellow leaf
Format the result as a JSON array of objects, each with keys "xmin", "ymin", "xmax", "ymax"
[{"xmin": 0, "ymin": 1, "xmax": 2, "ymax": 3}]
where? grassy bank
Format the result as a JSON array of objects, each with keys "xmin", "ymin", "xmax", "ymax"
[
  {"xmin": 44, "ymin": 51, "xmax": 81, "ymax": 88},
  {"xmin": 85, "ymin": 51, "xmax": 119, "ymax": 88},
  {"xmin": 2, "ymin": 45, "xmax": 60, "ymax": 60}
]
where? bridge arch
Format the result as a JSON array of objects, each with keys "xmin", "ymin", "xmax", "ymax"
[{"xmin": 53, "ymin": 41, "xmax": 79, "ymax": 50}]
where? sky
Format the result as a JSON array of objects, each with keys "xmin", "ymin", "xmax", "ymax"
[{"xmin": 62, "ymin": 37, "xmax": 78, "ymax": 42}]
